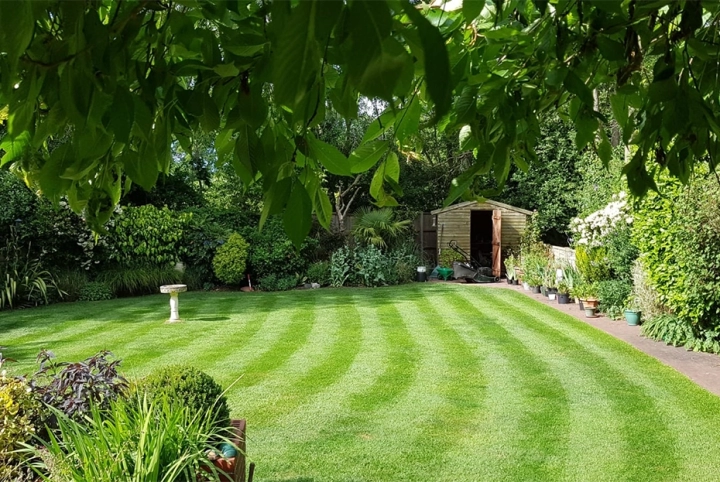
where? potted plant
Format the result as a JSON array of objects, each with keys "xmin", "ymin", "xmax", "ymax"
[
  {"xmin": 580, "ymin": 283, "xmax": 599, "ymax": 309},
  {"xmin": 504, "ymin": 255, "xmax": 517, "ymax": 285},
  {"xmin": 557, "ymin": 282, "xmax": 571, "ymax": 304},
  {"xmin": 624, "ymin": 296, "xmax": 642, "ymax": 326},
  {"xmin": 584, "ymin": 306, "xmax": 598, "ymax": 317},
  {"xmin": 525, "ymin": 273, "xmax": 542, "ymax": 293}
]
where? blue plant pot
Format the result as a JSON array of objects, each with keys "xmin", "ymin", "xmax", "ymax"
[{"xmin": 624, "ymin": 310, "xmax": 641, "ymax": 326}]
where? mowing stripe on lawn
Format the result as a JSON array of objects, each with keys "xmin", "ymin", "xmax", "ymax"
[
  {"xmin": 497, "ymin": 289, "xmax": 720, "ymax": 480},
  {"xmin": 321, "ymin": 287, "xmax": 449, "ymax": 481},
  {"xmin": 439, "ymin": 288, "xmax": 571, "ymax": 481},
  {"xmin": 472, "ymin": 287, "xmax": 681, "ymax": 481},
  {"xmin": 237, "ymin": 291, "xmax": 363, "ymax": 425},
  {"xmin": 393, "ymin": 290, "xmax": 487, "ymax": 479},
  {"xmin": 248, "ymin": 290, "xmax": 393, "ymax": 478},
  {"xmin": 136, "ymin": 293, "xmax": 278, "ymax": 378}
]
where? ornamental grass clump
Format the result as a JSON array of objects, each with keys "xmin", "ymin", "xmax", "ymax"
[{"xmin": 25, "ymin": 394, "xmax": 235, "ymax": 482}]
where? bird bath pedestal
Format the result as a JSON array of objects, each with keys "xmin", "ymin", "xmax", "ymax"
[{"xmin": 160, "ymin": 284, "xmax": 187, "ymax": 323}]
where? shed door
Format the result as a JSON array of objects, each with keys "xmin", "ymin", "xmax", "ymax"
[{"xmin": 492, "ymin": 210, "xmax": 502, "ymax": 277}]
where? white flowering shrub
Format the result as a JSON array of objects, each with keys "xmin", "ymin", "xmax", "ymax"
[{"xmin": 570, "ymin": 192, "xmax": 633, "ymax": 248}]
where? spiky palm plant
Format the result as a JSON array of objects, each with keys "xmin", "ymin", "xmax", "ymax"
[{"xmin": 351, "ymin": 208, "xmax": 411, "ymax": 249}]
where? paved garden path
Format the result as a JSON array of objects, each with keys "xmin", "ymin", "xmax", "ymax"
[{"xmin": 486, "ymin": 282, "xmax": 720, "ymax": 396}]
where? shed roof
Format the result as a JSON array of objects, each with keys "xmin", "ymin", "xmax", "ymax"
[{"xmin": 431, "ymin": 199, "xmax": 534, "ymax": 216}]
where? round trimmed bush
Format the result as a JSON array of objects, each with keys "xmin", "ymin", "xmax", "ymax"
[
  {"xmin": 136, "ymin": 365, "xmax": 230, "ymax": 428},
  {"xmin": 212, "ymin": 233, "xmax": 249, "ymax": 285}
]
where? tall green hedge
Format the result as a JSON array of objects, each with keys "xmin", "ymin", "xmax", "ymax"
[{"xmin": 633, "ymin": 175, "xmax": 720, "ymax": 352}]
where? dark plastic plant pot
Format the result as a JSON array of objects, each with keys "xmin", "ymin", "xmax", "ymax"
[
  {"xmin": 578, "ymin": 301, "xmax": 584, "ymax": 311},
  {"xmin": 540, "ymin": 286, "xmax": 547, "ymax": 296},
  {"xmin": 531, "ymin": 286, "xmax": 541, "ymax": 294},
  {"xmin": 506, "ymin": 278, "xmax": 513, "ymax": 284},
  {"xmin": 512, "ymin": 279, "xmax": 519, "ymax": 285},
  {"xmin": 557, "ymin": 293, "xmax": 570, "ymax": 304},
  {"xmin": 624, "ymin": 310, "xmax": 641, "ymax": 326}
]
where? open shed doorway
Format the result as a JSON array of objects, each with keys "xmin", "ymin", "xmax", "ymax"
[{"xmin": 470, "ymin": 211, "xmax": 493, "ymax": 268}]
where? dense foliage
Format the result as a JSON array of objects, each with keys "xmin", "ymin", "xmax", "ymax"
[
  {"xmin": 0, "ymin": 369, "xmax": 39, "ymax": 481},
  {"xmin": 2, "ymin": 1, "xmax": 719, "ymax": 245},
  {"xmin": 106, "ymin": 205, "xmax": 190, "ymax": 267},
  {"xmin": 634, "ymin": 175, "xmax": 720, "ymax": 353}
]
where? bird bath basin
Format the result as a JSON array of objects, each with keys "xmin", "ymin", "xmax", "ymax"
[{"xmin": 160, "ymin": 284, "xmax": 187, "ymax": 323}]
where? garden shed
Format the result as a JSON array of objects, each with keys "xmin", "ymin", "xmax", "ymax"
[{"xmin": 431, "ymin": 200, "xmax": 532, "ymax": 277}]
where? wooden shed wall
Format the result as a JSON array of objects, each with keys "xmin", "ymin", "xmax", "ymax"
[{"xmin": 436, "ymin": 202, "xmax": 528, "ymax": 261}]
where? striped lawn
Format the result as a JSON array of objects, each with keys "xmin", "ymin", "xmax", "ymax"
[{"xmin": 3, "ymin": 284, "xmax": 720, "ymax": 481}]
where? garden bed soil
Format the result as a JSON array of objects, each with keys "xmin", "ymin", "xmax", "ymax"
[{"xmin": 478, "ymin": 282, "xmax": 720, "ymax": 397}]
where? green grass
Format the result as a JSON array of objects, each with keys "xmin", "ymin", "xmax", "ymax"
[{"xmin": 4, "ymin": 284, "xmax": 720, "ymax": 481}]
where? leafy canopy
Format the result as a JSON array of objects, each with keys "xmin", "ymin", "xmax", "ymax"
[{"xmin": 1, "ymin": 0, "xmax": 719, "ymax": 245}]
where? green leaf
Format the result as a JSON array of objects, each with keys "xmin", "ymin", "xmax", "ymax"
[
  {"xmin": 237, "ymin": 81, "xmax": 268, "ymax": 129},
  {"xmin": 454, "ymin": 85, "xmax": 477, "ymax": 125},
  {"xmin": 532, "ymin": 0, "xmax": 549, "ymax": 14},
  {"xmin": 201, "ymin": 94, "xmax": 220, "ymax": 133},
  {"xmin": 314, "ymin": 188, "xmax": 333, "ymax": 230},
  {"xmin": 39, "ymin": 144, "xmax": 73, "ymax": 203},
  {"xmin": 384, "ymin": 152, "xmax": 400, "ymax": 183},
  {"xmin": 0, "ymin": 1, "xmax": 34, "ymax": 68},
  {"xmin": 213, "ymin": 63, "xmax": 240, "ymax": 77},
  {"xmin": 108, "ymin": 89, "xmax": 135, "ymax": 143},
  {"xmin": 215, "ymin": 128, "xmax": 236, "ymax": 165},
  {"xmin": 459, "ymin": 125, "xmax": 477, "ymax": 151},
  {"xmin": 648, "ymin": 78, "xmax": 678, "ymax": 103},
  {"xmin": 233, "ymin": 126, "xmax": 259, "ymax": 185},
  {"xmin": 563, "ymin": 70, "xmax": 594, "ymax": 108},
  {"xmin": 329, "ymin": 76, "xmax": 359, "ymax": 119},
  {"xmin": 356, "ymin": 38, "xmax": 414, "ymax": 101},
  {"xmin": 348, "ymin": 0, "xmax": 393, "ymax": 85},
  {"xmin": 597, "ymin": 130, "xmax": 613, "ymax": 167},
  {"xmin": 462, "ymin": 0, "xmax": 483, "ymax": 21},
  {"xmin": 492, "ymin": 137, "xmax": 510, "ymax": 185},
  {"xmin": 283, "ymin": 181, "xmax": 313, "ymax": 249},
  {"xmin": 362, "ymin": 110, "xmax": 396, "ymax": 143},
  {"xmin": 122, "ymin": 148, "xmax": 158, "ymax": 192},
  {"xmin": 610, "ymin": 94, "xmax": 629, "ymax": 129},
  {"xmin": 370, "ymin": 162, "xmax": 384, "ymax": 200},
  {"xmin": 0, "ymin": 132, "xmax": 31, "ymax": 166},
  {"xmin": 402, "ymin": 3, "xmax": 452, "ymax": 120},
  {"xmin": 273, "ymin": 1, "xmax": 326, "ymax": 113},
  {"xmin": 350, "ymin": 140, "xmax": 389, "ymax": 173},
  {"xmin": 575, "ymin": 113, "xmax": 599, "ymax": 150},
  {"xmin": 597, "ymin": 37, "xmax": 626, "ymax": 62},
  {"xmin": 394, "ymin": 96, "xmax": 421, "ymax": 144},
  {"xmin": 308, "ymin": 135, "xmax": 351, "ymax": 176}
]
